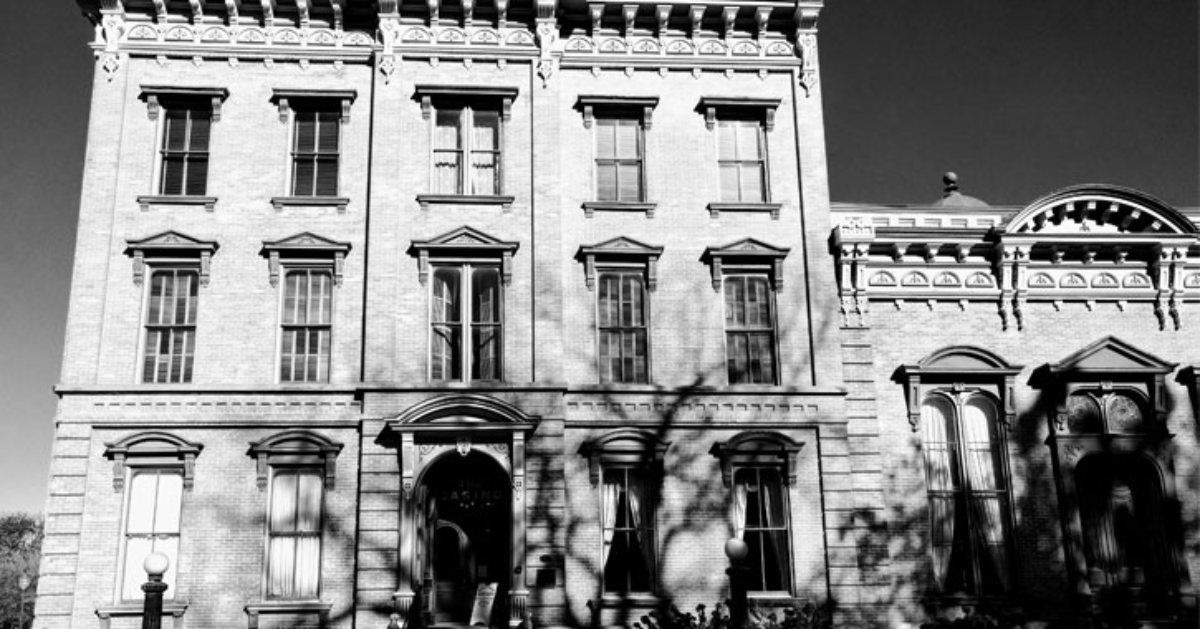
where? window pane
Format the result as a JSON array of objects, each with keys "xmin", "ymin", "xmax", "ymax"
[
  {"xmin": 472, "ymin": 110, "xmax": 500, "ymax": 151},
  {"xmin": 470, "ymin": 150, "xmax": 497, "ymax": 195},
  {"xmin": 718, "ymin": 123, "xmax": 737, "ymax": 160},
  {"xmin": 596, "ymin": 164, "xmax": 618, "ymax": 202},
  {"xmin": 183, "ymin": 157, "xmax": 208, "ymax": 196},
  {"xmin": 296, "ymin": 472, "xmax": 323, "ymax": 532},
  {"xmin": 270, "ymin": 472, "xmax": 299, "ymax": 533},
  {"xmin": 316, "ymin": 111, "xmax": 339, "ymax": 152},
  {"xmin": 126, "ymin": 472, "xmax": 159, "ymax": 534},
  {"xmin": 164, "ymin": 110, "xmax": 188, "ymax": 151},
  {"xmin": 472, "ymin": 268, "xmax": 500, "ymax": 323},
  {"xmin": 187, "ymin": 112, "xmax": 211, "ymax": 151},
  {"xmin": 268, "ymin": 536, "xmax": 297, "ymax": 598},
  {"xmin": 122, "ymin": 537, "xmax": 155, "ymax": 599},
  {"xmin": 293, "ymin": 158, "xmax": 315, "ymax": 196},
  {"xmin": 433, "ymin": 268, "xmax": 461, "ymax": 323},
  {"xmin": 154, "ymin": 473, "xmax": 183, "ymax": 533},
  {"xmin": 435, "ymin": 108, "xmax": 463, "ymax": 149},
  {"xmin": 596, "ymin": 120, "xmax": 616, "ymax": 159},
  {"xmin": 736, "ymin": 122, "xmax": 760, "ymax": 160},
  {"xmin": 617, "ymin": 163, "xmax": 641, "ymax": 201},
  {"xmin": 472, "ymin": 326, "xmax": 499, "ymax": 380},
  {"xmin": 719, "ymin": 164, "xmax": 740, "ymax": 202},
  {"xmin": 294, "ymin": 112, "xmax": 316, "ymax": 153},
  {"xmin": 615, "ymin": 122, "xmax": 639, "ymax": 159},
  {"xmin": 314, "ymin": 156, "xmax": 339, "ymax": 196},
  {"xmin": 161, "ymin": 157, "xmax": 186, "ymax": 195}
]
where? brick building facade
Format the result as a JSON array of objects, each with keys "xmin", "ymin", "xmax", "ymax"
[{"xmin": 35, "ymin": 0, "xmax": 1196, "ymax": 627}]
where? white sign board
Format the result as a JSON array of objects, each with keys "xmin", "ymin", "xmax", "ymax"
[{"xmin": 469, "ymin": 582, "xmax": 499, "ymax": 627}]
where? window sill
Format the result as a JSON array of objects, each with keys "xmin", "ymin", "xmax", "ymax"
[
  {"xmin": 270, "ymin": 196, "xmax": 350, "ymax": 213},
  {"xmin": 583, "ymin": 201, "xmax": 656, "ymax": 218},
  {"xmin": 137, "ymin": 195, "xmax": 217, "ymax": 212},
  {"xmin": 245, "ymin": 600, "xmax": 332, "ymax": 627},
  {"xmin": 417, "ymin": 194, "xmax": 515, "ymax": 211},
  {"xmin": 707, "ymin": 202, "xmax": 782, "ymax": 219},
  {"xmin": 96, "ymin": 602, "xmax": 188, "ymax": 628},
  {"xmin": 598, "ymin": 594, "xmax": 664, "ymax": 608}
]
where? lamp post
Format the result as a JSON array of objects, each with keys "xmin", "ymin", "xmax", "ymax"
[
  {"xmin": 16, "ymin": 574, "xmax": 31, "ymax": 629},
  {"xmin": 724, "ymin": 538, "xmax": 750, "ymax": 629},
  {"xmin": 141, "ymin": 552, "xmax": 170, "ymax": 629}
]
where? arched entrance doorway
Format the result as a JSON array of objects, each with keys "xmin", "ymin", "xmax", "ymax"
[
  {"xmin": 418, "ymin": 451, "xmax": 512, "ymax": 625},
  {"xmin": 383, "ymin": 393, "xmax": 539, "ymax": 629}
]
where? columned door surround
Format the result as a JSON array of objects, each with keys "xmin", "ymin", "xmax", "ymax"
[
  {"xmin": 1039, "ymin": 337, "xmax": 1194, "ymax": 615},
  {"xmin": 382, "ymin": 394, "xmax": 540, "ymax": 629}
]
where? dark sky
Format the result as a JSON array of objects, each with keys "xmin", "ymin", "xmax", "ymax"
[{"xmin": 0, "ymin": 1, "xmax": 1196, "ymax": 513}]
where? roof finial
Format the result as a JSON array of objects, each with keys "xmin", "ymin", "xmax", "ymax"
[{"xmin": 943, "ymin": 171, "xmax": 959, "ymax": 197}]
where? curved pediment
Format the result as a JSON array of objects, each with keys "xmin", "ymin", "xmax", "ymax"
[
  {"xmin": 390, "ymin": 393, "xmax": 536, "ymax": 425},
  {"xmin": 1004, "ymin": 185, "xmax": 1195, "ymax": 236},
  {"xmin": 913, "ymin": 346, "xmax": 1020, "ymax": 374}
]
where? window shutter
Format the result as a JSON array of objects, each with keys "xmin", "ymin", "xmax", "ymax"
[
  {"xmin": 596, "ymin": 120, "xmax": 616, "ymax": 159},
  {"xmin": 314, "ymin": 156, "xmax": 338, "ymax": 196},
  {"xmin": 615, "ymin": 122, "xmax": 639, "ymax": 160},
  {"xmin": 165, "ymin": 110, "xmax": 188, "ymax": 151},
  {"xmin": 316, "ymin": 111, "xmax": 340, "ymax": 152},
  {"xmin": 717, "ymin": 123, "xmax": 737, "ymax": 160},
  {"xmin": 294, "ymin": 111, "xmax": 317, "ymax": 153}
]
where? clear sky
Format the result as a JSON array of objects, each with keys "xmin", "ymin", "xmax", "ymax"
[{"xmin": 0, "ymin": 1, "xmax": 1196, "ymax": 514}]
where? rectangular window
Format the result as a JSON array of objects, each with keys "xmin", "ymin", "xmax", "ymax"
[
  {"xmin": 434, "ymin": 105, "xmax": 502, "ymax": 195},
  {"xmin": 597, "ymin": 272, "xmax": 648, "ymax": 384},
  {"xmin": 267, "ymin": 468, "xmax": 323, "ymax": 600},
  {"xmin": 431, "ymin": 264, "xmax": 502, "ymax": 381},
  {"xmin": 601, "ymin": 467, "xmax": 655, "ymax": 594},
  {"xmin": 717, "ymin": 118, "xmax": 766, "ymax": 202},
  {"xmin": 733, "ymin": 468, "xmax": 791, "ymax": 592},
  {"xmin": 280, "ymin": 269, "xmax": 333, "ymax": 383},
  {"xmin": 143, "ymin": 268, "xmax": 198, "ymax": 384},
  {"xmin": 120, "ymin": 469, "xmax": 183, "ymax": 601},
  {"xmin": 159, "ymin": 105, "xmax": 212, "ymax": 196},
  {"xmin": 595, "ymin": 117, "xmax": 644, "ymax": 202},
  {"xmin": 724, "ymin": 275, "xmax": 777, "ymax": 384},
  {"xmin": 291, "ymin": 107, "xmax": 340, "ymax": 197}
]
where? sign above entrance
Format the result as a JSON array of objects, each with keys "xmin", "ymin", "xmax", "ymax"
[{"xmin": 469, "ymin": 582, "xmax": 499, "ymax": 627}]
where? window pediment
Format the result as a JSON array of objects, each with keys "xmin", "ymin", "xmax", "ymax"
[
  {"xmin": 260, "ymin": 232, "xmax": 352, "ymax": 287},
  {"xmin": 270, "ymin": 88, "xmax": 357, "ymax": 123},
  {"xmin": 104, "ymin": 431, "xmax": 203, "ymax": 492},
  {"xmin": 139, "ymin": 85, "xmax": 229, "ymax": 121},
  {"xmin": 702, "ymin": 238, "xmax": 789, "ymax": 292},
  {"xmin": 576, "ymin": 95, "xmax": 659, "ymax": 129},
  {"xmin": 697, "ymin": 96, "xmax": 781, "ymax": 131},
  {"xmin": 901, "ymin": 346, "xmax": 1020, "ymax": 431},
  {"xmin": 579, "ymin": 429, "xmax": 669, "ymax": 485},
  {"xmin": 1048, "ymin": 335, "xmax": 1176, "ymax": 377},
  {"xmin": 408, "ymin": 226, "xmax": 519, "ymax": 286},
  {"xmin": 413, "ymin": 84, "xmax": 519, "ymax": 121},
  {"xmin": 247, "ymin": 430, "xmax": 343, "ymax": 490},
  {"xmin": 710, "ymin": 431, "xmax": 801, "ymax": 487},
  {"xmin": 577, "ymin": 237, "xmax": 664, "ymax": 291},
  {"xmin": 124, "ymin": 230, "xmax": 219, "ymax": 286}
]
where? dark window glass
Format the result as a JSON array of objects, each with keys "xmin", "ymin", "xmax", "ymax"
[
  {"xmin": 160, "ymin": 106, "xmax": 212, "ymax": 196},
  {"xmin": 143, "ymin": 269, "xmax": 198, "ymax": 383},
  {"xmin": 724, "ymin": 275, "xmax": 776, "ymax": 384},
  {"xmin": 598, "ymin": 272, "xmax": 648, "ymax": 383}
]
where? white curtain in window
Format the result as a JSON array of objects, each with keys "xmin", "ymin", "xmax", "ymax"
[
  {"xmin": 732, "ymin": 476, "xmax": 749, "ymax": 538},
  {"xmin": 121, "ymin": 471, "xmax": 183, "ymax": 601},
  {"xmin": 962, "ymin": 396, "xmax": 1008, "ymax": 590},
  {"xmin": 600, "ymin": 477, "xmax": 620, "ymax": 570},
  {"xmin": 921, "ymin": 397, "xmax": 956, "ymax": 588},
  {"xmin": 626, "ymin": 471, "xmax": 653, "ymax": 576}
]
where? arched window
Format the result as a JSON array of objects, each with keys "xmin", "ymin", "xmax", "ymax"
[
  {"xmin": 903, "ymin": 346, "xmax": 1020, "ymax": 598},
  {"xmin": 920, "ymin": 393, "xmax": 1010, "ymax": 596},
  {"xmin": 580, "ymin": 429, "xmax": 669, "ymax": 595}
]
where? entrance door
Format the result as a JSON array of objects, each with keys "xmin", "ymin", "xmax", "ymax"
[{"xmin": 422, "ymin": 451, "xmax": 511, "ymax": 626}]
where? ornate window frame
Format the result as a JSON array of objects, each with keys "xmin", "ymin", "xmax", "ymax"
[
  {"xmin": 137, "ymin": 86, "xmax": 228, "ymax": 212},
  {"xmin": 104, "ymin": 431, "xmax": 204, "ymax": 492},
  {"xmin": 576, "ymin": 237, "xmax": 663, "ymax": 293},
  {"xmin": 413, "ymin": 84, "xmax": 519, "ymax": 208},
  {"xmin": 408, "ymin": 225, "xmax": 520, "ymax": 287},
  {"xmin": 701, "ymin": 237, "xmax": 789, "ymax": 293},
  {"xmin": 260, "ymin": 232, "xmax": 351, "ymax": 288},
  {"xmin": 247, "ymin": 430, "xmax": 343, "ymax": 491},
  {"xmin": 269, "ymin": 89, "xmax": 356, "ymax": 212},
  {"xmin": 125, "ymin": 231, "xmax": 219, "ymax": 288},
  {"xmin": 901, "ymin": 346, "xmax": 1021, "ymax": 599},
  {"xmin": 578, "ymin": 95, "xmax": 659, "ymax": 217},
  {"xmin": 578, "ymin": 429, "xmax": 670, "ymax": 598},
  {"xmin": 1037, "ymin": 336, "xmax": 1191, "ymax": 609},
  {"xmin": 697, "ymin": 96, "xmax": 782, "ymax": 219},
  {"xmin": 709, "ymin": 431, "xmax": 801, "ymax": 488}
]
